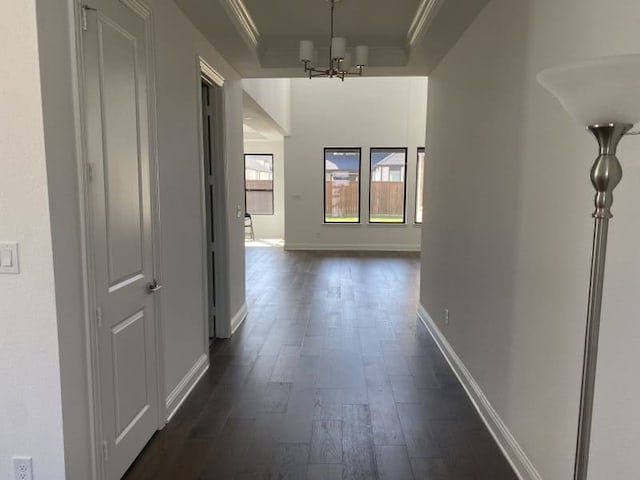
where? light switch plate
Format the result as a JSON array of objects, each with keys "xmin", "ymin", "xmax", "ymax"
[{"xmin": 0, "ymin": 242, "xmax": 19, "ymax": 274}]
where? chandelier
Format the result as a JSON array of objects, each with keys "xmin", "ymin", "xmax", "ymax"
[{"xmin": 298, "ymin": 0, "xmax": 369, "ymax": 80}]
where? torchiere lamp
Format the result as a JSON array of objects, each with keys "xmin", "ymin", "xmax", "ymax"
[{"xmin": 537, "ymin": 54, "xmax": 640, "ymax": 480}]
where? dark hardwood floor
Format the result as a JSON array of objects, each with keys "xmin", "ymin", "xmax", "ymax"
[{"xmin": 123, "ymin": 248, "xmax": 517, "ymax": 480}]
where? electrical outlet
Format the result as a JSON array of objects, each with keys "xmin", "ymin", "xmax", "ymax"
[
  {"xmin": 13, "ymin": 457, "xmax": 32, "ymax": 480},
  {"xmin": 444, "ymin": 308, "xmax": 450, "ymax": 325}
]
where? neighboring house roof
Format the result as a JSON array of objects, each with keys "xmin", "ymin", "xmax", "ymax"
[
  {"xmin": 326, "ymin": 151, "xmax": 359, "ymax": 172},
  {"xmin": 325, "ymin": 161, "xmax": 357, "ymax": 177},
  {"xmin": 373, "ymin": 152, "xmax": 405, "ymax": 168},
  {"xmin": 325, "ymin": 159, "xmax": 340, "ymax": 170},
  {"xmin": 245, "ymin": 156, "xmax": 272, "ymax": 173}
]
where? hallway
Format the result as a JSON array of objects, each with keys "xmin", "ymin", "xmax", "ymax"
[{"xmin": 123, "ymin": 248, "xmax": 517, "ymax": 479}]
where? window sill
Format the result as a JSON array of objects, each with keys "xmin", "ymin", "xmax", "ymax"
[
  {"xmin": 367, "ymin": 222, "xmax": 409, "ymax": 227},
  {"xmin": 323, "ymin": 222, "xmax": 363, "ymax": 227}
]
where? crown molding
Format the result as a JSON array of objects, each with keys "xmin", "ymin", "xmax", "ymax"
[
  {"xmin": 219, "ymin": 0, "xmax": 260, "ymax": 52},
  {"xmin": 199, "ymin": 57, "xmax": 225, "ymax": 87},
  {"xmin": 119, "ymin": 0, "xmax": 151, "ymax": 18},
  {"xmin": 407, "ymin": 0, "xmax": 446, "ymax": 48}
]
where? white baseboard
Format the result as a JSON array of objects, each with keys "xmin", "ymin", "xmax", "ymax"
[
  {"xmin": 165, "ymin": 353, "xmax": 209, "ymax": 422},
  {"xmin": 230, "ymin": 302, "xmax": 248, "ymax": 335},
  {"xmin": 417, "ymin": 305, "xmax": 542, "ymax": 480},
  {"xmin": 284, "ymin": 243, "xmax": 420, "ymax": 252}
]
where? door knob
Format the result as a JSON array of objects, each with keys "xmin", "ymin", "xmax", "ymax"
[{"xmin": 147, "ymin": 280, "xmax": 163, "ymax": 293}]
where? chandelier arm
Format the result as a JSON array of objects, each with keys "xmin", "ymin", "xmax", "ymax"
[
  {"xmin": 303, "ymin": 61, "xmax": 332, "ymax": 76},
  {"xmin": 309, "ymin": 70, "xmax": 331, "ymax": 78}
]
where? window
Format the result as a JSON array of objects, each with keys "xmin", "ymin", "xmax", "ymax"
[
  {"xmin": 369, "ymin": 148, "xmax": 407, "ymax": 223},
  {"xmin": 415, "ymin": 148, "xmax": 425, "ymax": 223},
  {"xmin": 324, "ymin": 148, "xmax": 361, "ymax": 223},
  {"xmin": 244, "ymin": 154, "xmax": 274, "ymax": 215}
]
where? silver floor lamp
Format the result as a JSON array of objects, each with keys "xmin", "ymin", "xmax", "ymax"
[{"xmin": 537, "ymin": 54, "xmax": 640, "ymax": 480}]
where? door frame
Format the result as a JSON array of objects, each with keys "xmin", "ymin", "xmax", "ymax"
[
  {"xmin": 196, "ymin": 57, "xmax": 231, "ymax": 340},
  {"xmin": 72, "ymin": 1, "xmax": 166, "ymax": 478}
]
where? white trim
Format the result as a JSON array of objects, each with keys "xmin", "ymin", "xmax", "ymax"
[
  {"xmin": 284, "ymin": 243, "xmax": 421, "ymax": 252},
  {"xmin": 133, "ymin": 0, "xmax": 168, "ymax": 431},
  {"xmin": 406, "ymin": 0, "xmax": 446, "ymax": 48},
  {"xmin": 416, "ymin": 305, "xmax": 542, "ymax": 480},
  {"xmin": 230, "ymin": 302, "xmax": 248, "ymax": 336},
  {"xmin": 196, "ymin": 60, "xmax": 211, "ymax": 351},
  {"xmin": 196, "ymin": 57, "xmax": 231, "ymax": 341},
  {"xmin": 119, "ymin": 0, "xmax": 151, "ymax": 18},
  {"xmin": 71, "ymin": 1, "xmax": 102, "ymax": 477},
  {"xmin": 200, "ymin": 58, "xmax": 224, "ymax": 87},
  {"xmin": 219, "ymin": 0, "xmax": 260, "ymax": 52},
  {"xmin": 165, "ymin": 354, "xmax": 209, "ymax": 421}
]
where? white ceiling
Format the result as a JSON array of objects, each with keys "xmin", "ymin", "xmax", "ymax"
[{"xmin": 175, "ymin": 0, "xmax": 490, "ymax": 77}]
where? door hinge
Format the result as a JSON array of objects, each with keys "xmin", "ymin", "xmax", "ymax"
[
  {"xmin": 81, "ymin": 5, "xmax": 96, "ymax": 31},
  {"xmin": 96, "ymin": 306, "xmax": 103, "ymax": 328},
  {"xmin": 102, "ymin": 440, "xmax": 109, "ymax": 462}
]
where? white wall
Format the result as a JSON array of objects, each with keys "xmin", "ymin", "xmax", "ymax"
[
  {"xmin": 244, "ymin": 139, "xmax": 286, "ymax": 239},
  {"xmin": 4, "ymin": 0, "xmax": 248, "ymax": 478},
  {"xmin": 0, "ymin": 1, "xmax": 66, "ymax": 478},
  {"xmin": 242, "ymin": 78, "xmax": 291, "ymax": 135},
  {"xmin": 149, "ymin": 0, "xmax": 246, "ymax": 397},
  {"xmin": 221, "ymin": 79, "xmax": 248, "ymax": 330},
  {"xmin": 420, "ymin": 0, "xmax": 640, "ymax": 478},
  {"xmin": 284, "ymin": 77, "xmax": 427, "ymax": 251}
]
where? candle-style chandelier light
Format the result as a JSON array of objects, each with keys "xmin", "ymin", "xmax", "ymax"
[{"xmin": 299, "ymin": 0, "xmax": 369, "ymax": 80}]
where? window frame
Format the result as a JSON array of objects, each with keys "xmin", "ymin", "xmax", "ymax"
[
  {"xmin": 244, "ymin": 153, "xmax": 275, "ymax": 215},
  {"xmin": 368, "ymin": 147, "xmax": 408, "ymax": 225},
  {"xmin": 415, "ymin": 147, "xmax": 425, "ymax": 224},
  {"xmin": 323, "ymin": 147, "xmax": 362, "ymax": 224}
]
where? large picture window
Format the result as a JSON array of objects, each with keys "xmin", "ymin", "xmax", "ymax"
[
  {"xmin": 369, "ymin": 148, "xmax": 407, "ymax": 223},
  {"xmin": 415, "ymin": 148, "xmax": 425, "ymax": 223},
  {"xmin": 244, "ymin": 154, "xmax": 274, "ymax": 215},
  {"xmin": 324, "ymin": 148, "xmax": 361, "ymax": 223}
]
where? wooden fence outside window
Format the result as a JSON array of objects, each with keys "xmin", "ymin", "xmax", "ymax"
[{"xmin": 324, "ymin": 181, "xmax": 405, "ymax": 218}]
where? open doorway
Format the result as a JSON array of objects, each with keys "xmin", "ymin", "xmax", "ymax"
[
  {"xmin": 199, "ymin": 67, "xmax": 228, "ymax": 340},
  {"xmin": 242, "ymin": 92, "xmax": 286, "ymax": 248}
]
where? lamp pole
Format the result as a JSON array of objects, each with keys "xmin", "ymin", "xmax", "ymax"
[{"xmin": 574, "ymin": 122, "xmax": 632, "ymax": 480}]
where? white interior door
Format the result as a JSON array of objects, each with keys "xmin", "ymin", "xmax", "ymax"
[{"xmin": 82, "ymin": 1, "xmax": 159, "ymax": 478}]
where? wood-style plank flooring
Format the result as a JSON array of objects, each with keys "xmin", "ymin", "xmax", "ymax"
[{"xmin": 123, "ymin": 248, "xmax": 517, "ymax": 480}]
